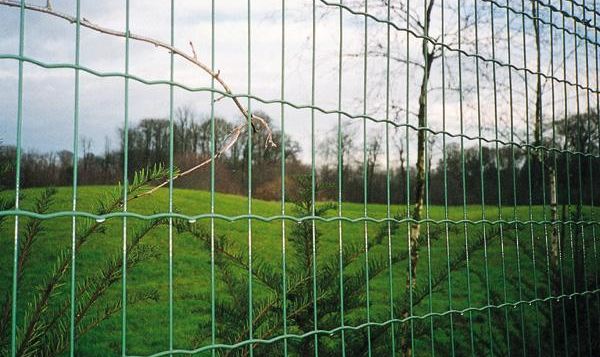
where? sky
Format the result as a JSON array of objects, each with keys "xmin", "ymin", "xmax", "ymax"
[
  {"xmin": 0, "ymin": 0, "xmax": 597, "ymax": 166},
  {"xmin": 1, "ymin": 0, "xmax": 365, "ymax": 164}
]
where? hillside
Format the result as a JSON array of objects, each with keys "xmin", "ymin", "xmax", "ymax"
[{"xmin": 0, "ymin": 186, "xmax": 594, "ymax": 356}]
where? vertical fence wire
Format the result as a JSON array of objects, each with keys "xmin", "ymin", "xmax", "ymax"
[
  {"xmin": 210, "ymin": 1, "xmax": 217, "ymax": 356},
  {"xmin": 421, "ymin": 0, "xmax": 434, "ymax": 354},
  {"xmin": 441, "ymin": 0, "xmax": 457, "ymax": 355},
  {"xmin": 561, "ymin": 0, "xmax": 581, "ymax": 353},
  {"xmin": 489, "ymin": 3, "xmax": 512, "ymax": 354},
  {"xmin": 473, "ymin": 1, "xmax": 494, "ymax": 354},
  {"xmin": 404, "ymin": 0, "xmax": 416, "ymax": 353},
  {"xmin": 519, "ymin": 0, "xmax": 542, "ymax": 355},
  {"xmin": 550, "ymin": 0, "xmax": 570, "ymax": 351},
  {"xmin": 336, "ymin": 2, "xmax": 347, "ymax": 356},
  {"xmin": 506, "ymin": 3, "xmax": 528, "ymax": 354},
  {"xmin": 121, "ymin": 0, "xmax": 131, "ymax": 355},
  {"xmin": 456, "ymin": 0, "xmax": 476, "ymax": 355},
  {"xmin": 69, "ymin": 0, "xmax": 81, "ymax": 355},
  {"xmin": 384, "ymin": 0, "xmax": 396, "ymax": 355},
  {"xmin": 581, "ymin": 2, "xmax": 594, "ymax": 354},
  {"xmin": 572, "ymin": 2, "xmax": 590, "ymax": 356},
  {"xmin": 168, "ymin": 1, "xmax": 176, "ymax": 353},
  {"xmin": 246, "ymin": 1, "xmax": 254, "ymax": 356},
  {"xmin": 310, "ymin": 2, "xmax": 319, "ymax": 356},
  {"xmin": 590, "ymin": 0, "xmax": 600, "ymax": 351},
  {"xmin": 279, "ymin": 0, "xmax": 288, "ymax": 354},
  {"xmin": 361, "ymin": 1, "xmax": 372, "ymax": 356},
  {"xmin": 10, "ymin": 1, "xmax": 25, "ymax": 356},
  {"xmin": 537, "ymin": 2, "xmax": 557, "ymax": 356}
]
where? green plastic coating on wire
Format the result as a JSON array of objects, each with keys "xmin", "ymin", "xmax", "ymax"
[
  {"xmin": 10, "ymin": 1, "xmax": 26, "ymax": 356},
  {"xmin": 1, "ymin": 54, "xmax": 599, "ymax": 162},
  {"xmin": 122, "ymin": 290, "xmax": 600, "ymax": 357},
  {"xmin": 2, "ymin": 1, "xmax": 600, "ymax": 357},
  {"xmin": 210, "ymin": 2, "xmax": 217, "ymax": 357},
  {"xmin": 121, "ymin": 1, "xmax": 131, "ymax": 356},
  {"xmin": 337, "ymin": 2, "xmax": 347, "ymax": 356},
  {"xmin": 69, "ymin": 0, "xmax": 81, "ymax": 355}
]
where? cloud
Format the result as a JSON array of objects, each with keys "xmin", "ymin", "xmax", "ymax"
[
  {"xmin": 0, "ymin": 0, "xmax": 365, "ymax": 160},
  {"xmin": 0, "ymin": 0, "xmax": 588, "ymax": 165}
]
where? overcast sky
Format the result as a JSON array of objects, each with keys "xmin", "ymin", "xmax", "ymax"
[
  {"xmin": 1, "ymin": 0, "xmax": 596, "ymax": 165},
  {"xmin": 1, "ymin": 0, "xmax": 364, "ymax": 164}
]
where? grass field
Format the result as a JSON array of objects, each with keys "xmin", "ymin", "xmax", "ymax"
[{"xmin": 1, "ymin": 186, "xmax": 598, "ymax": 356}]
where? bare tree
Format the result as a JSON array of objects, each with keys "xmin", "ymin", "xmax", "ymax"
[
  {"xmin": 366, "ymin": 133, "xmax": 382, "ymax": 201},
  {"xmin": 394, "ymin": 131, "xmax": 406, "ymax": 203},
  {"xmin": 345, "ymin": 0, "xmax": 483, "ymax": 354},
  {"xmin": 80, "ymin": 135, "xmax": 92, "ymax": 180},
  {"xmin": 319, "ymin": 125, "xmax": 356, "ymax": 197}
]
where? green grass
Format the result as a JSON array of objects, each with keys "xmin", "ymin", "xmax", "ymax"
[{"xmin": 1, "ymin": 186, "xmax": 597, "ymax": 356}]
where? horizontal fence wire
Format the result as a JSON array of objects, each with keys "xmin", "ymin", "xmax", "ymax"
[
  {"xmin": 1, "ymin": 0, "xmax": 599, "ymax": 356},
  {"xmin": 119, "ymin": 288, "xmax": 600, "ymax": 357},
  {"xmin": 3, "ymin": 210, "xmax": 600, "ymax": 226},
  {"xmin": 1, "ymin": 53, "xmax": 599, "ymax": 161}
]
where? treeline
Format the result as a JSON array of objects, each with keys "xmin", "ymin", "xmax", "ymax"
[
  {"xmin": 1, "ymin": 110, "xmax": 598, "ymax": 205},
  {"xmin": 0, "ymin": 108, "xmax": 304, "ymax": 199},
  {"xmin": 320, "ymin": 111, "xmax": 600, "ymax": 206}
]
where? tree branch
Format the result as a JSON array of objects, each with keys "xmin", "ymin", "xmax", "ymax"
[
  {"xmin": 347, "ymin": 50, "xmax": 425, "ymax": 69},
  {"xmin": 0, "ymin": 0, "xmax": 276, "ymax": 199}
]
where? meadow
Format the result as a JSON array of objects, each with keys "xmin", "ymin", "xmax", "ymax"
[{"xmin": 1, "ymin": 186, "xmax": 597, "ymax": 356}]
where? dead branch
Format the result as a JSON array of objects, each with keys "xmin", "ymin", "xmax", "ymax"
[
  {"xmin": 188, "ymin": 40, "xmax": 198, "ymax": 60},
  {"xmin": 0, "ymin": 0, "xmax": 277, "ymax": 198},
  {"xmin": 130, "ymin": 121, "xmax": 246, "ymax": 200}
]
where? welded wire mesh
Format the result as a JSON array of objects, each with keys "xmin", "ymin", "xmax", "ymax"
[{"xmin": 1, "ymin": 0, "xmax": 599, "ymax": 356}]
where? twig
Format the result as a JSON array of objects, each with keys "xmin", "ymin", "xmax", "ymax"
[
  {"xmin": 189, "ymin": 40, "xmax": 198, "ymax": 60},
  {"xmin": 130, "ymin": 121, "xmax": 246, "ymax": 200},
  {"xmin": 0, "ymin": 0, "xmax": 277, "ymax": 198}
]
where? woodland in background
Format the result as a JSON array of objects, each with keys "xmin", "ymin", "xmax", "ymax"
[{"xmin": 1, "ymin": 108, "xmax": 599, "ymax": 206}]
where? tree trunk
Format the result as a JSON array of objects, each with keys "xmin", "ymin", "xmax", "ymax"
[
  {"xmin": 401, "ymin": 53, "xmax": 433, "ymax": 357},
  {"xmin": 402, "ymin": 2, "xmax": 436, "ymax": 355},
  {"xmin": 549, "ymin": 166, "xmax": 560, "ymax": 291},
  {"xmin": 407, "ymin": 50, "xmax": 434, "ymax": 292},
  {"xmin": 530, "ymin": 0, "xmax": 560, "ymax": 293}
]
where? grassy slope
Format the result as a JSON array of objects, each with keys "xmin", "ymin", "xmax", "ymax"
[{"xmin": 0, "ymin": 186, "xmax": 595, "ymax": 356}]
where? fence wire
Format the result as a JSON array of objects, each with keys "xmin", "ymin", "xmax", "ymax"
[{"xmin": 1, "ymin": 0, "xmax": 599, "ymax": 356}]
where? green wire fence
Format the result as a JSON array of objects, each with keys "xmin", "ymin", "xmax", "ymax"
[{"xmin": 1, "ymin": 0, "xmax": 599, "ymax": 356}]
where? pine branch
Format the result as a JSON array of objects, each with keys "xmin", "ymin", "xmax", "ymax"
[
  {"xmin": 45, "ymin": 217, "xmax": 164, "ymax": 337},
  {"xmin": 14, "ymin": 167, "xmax": 167, "ymax": 357},
  {"xmin": 180, "ymin": 222, "xmax": 282, "ymax": 292},
  {"xmin": 43, "ymin": 290, "xmax": 159, "ymax": 357},
  {"xmin": 0, "ymin": 188, "xmax": 56, "ymax": 348}
]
